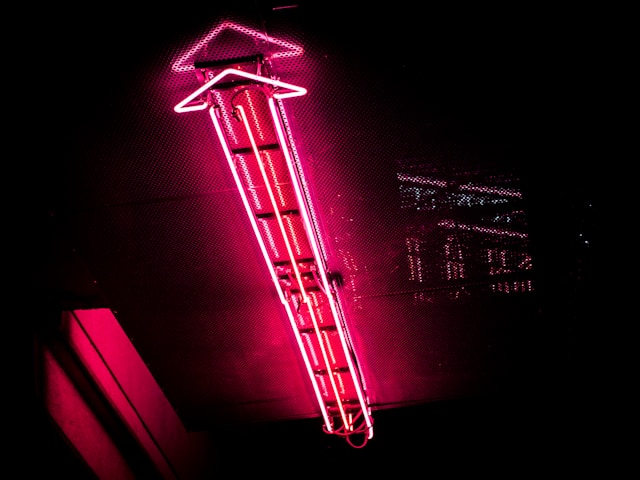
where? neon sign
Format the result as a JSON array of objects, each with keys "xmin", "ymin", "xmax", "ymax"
[{"xmin": 174, "ymin": 52, "xmax": 373, "ymax": 446}]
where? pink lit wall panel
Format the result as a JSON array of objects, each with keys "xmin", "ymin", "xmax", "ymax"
[
  {"xmin": 41, "ymin": 344, "xmax": 137, "ymax": 480},
  {"xmin": 61, "ymin": 309, "xmax": 215, "ymax": 479}
]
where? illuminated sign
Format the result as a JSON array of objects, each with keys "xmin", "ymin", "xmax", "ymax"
[{"xmin": 175, "ymin": 52, "xmax": 373, "ymax": 447}]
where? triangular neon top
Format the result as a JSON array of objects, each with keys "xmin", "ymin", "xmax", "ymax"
[
  {"xmin": 174, "ymin": 68, "xmax": 307, "ymax": 113},
  {"xmin": 172, "ymin": 20, "xmax": 304, "ymax": 73}
]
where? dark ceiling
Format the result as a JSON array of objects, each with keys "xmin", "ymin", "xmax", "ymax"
[{"xmin": 24, "ymin": 1, "xmax": 609, "ymax": 475}]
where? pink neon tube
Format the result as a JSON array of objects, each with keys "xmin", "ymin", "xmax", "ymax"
[
  {"xmin": 175, "ymin": 67, "xmax": 373, "ymax": 440},
  {"xmin": 208, "ymin": 105, "xmax": 333, "ymax": 432},
  {"xmin": 235, "ymin": 104, "xmax": 351, "ymax": 431},
  {"xmin": 269, "ymin": 98, "xmax": 373, "ymax": 437}
]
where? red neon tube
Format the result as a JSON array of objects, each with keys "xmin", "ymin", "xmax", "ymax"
[
  {"xmin": 207, "ymin": 105, "xmax": 333, "ymax": 432},
  {"xmin": 235, "ymin": 104, "xmax": 352, "ymax": 431},
  {"xmin": 175, "ymin": 64, "xmax": 373, "ymax": 444}
]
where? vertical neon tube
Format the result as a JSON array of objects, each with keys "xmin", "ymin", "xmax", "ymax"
[
  {"xmin": 268, "ymin": 98, "xmax": 373, "ymax": 438},
  {"xmin": 235, "ymin": 105, "xmax": 350, "ymax": 430},
  {"xmin": 209, "ymin": 105, "xmax": 333, "ymax": 431}
]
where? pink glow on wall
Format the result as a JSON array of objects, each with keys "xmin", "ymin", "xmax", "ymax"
[
  {"xmin": 175, "ymin": 56, "xmax": 373, "ymax": 446},
  {"xmin": 41, "ymin": 343, "xmax": 136, "ymax": 479},
  {"xmin": 42, "ymin": 309, "xmax": 215, "ymax": 479},
  {"xmin": 62, "ymin": 310, "xmax": 177, "ymax": 478}
]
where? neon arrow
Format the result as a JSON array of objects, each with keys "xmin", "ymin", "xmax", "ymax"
[
  {"xmin": 174, "ymin": 68, "xmax": 307, "ymax": 113},
  {"xmin": 174, "ymin": 61, "xmax": 373, "ymax": 446}
]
